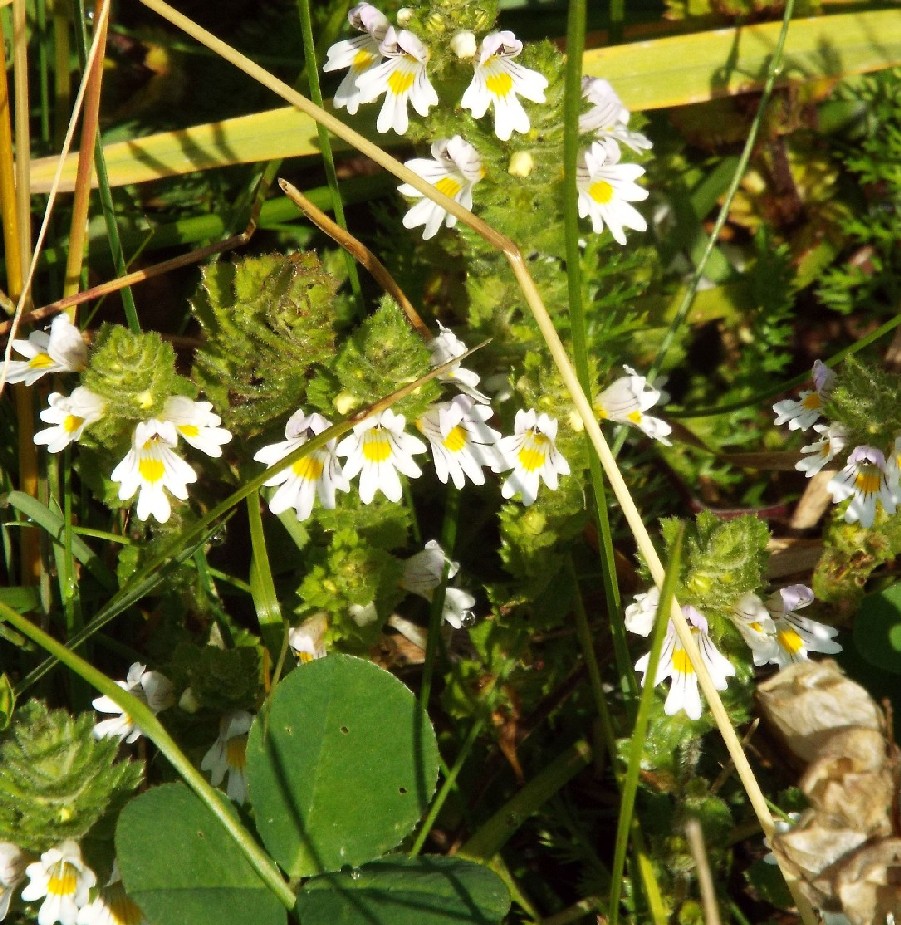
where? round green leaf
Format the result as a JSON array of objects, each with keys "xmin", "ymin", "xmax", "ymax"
[
  {"xmin": 295, "ymin": 856, "xmax": 511, "ymax": 925},
  {"xmin": 115, "ymin": 783, "xmax": 285, "ymax": 925},
  {"xmin": 246, "ymin": 654, "xmax": 438, "ymax": 877},
  {"xmin": 853, "ymin": 583, "xmax": 901, "ymax": 675}
]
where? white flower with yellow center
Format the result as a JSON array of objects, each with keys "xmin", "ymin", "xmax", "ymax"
[
  {"xmin": 33, "ymin": 388, "xmax": 106, "ymax": 453},
  {"xmin": 337, "ymin": 408, "xmax": 427, "ymax": 504},
  {"xmin": 427, "ymin": 324, "xmax": 488, "ymax": 403},
  {"xmin": 398, "ymin": 136, "xmax": 484, "ymax": 240},
  {"xmin": 460, "ymin": 31, "xmax": 548, "ymax": 141},
  {"xmin": 579, "ymin": 76, "xmax": 651, "ymax": 154},
  {"xmin": 160, "ymin": 396, "xmax": 232, "ymax": 458},
  {"xmin": 0, "ymin": 843, "xmax": 26, "ymax": 922},
  {"xmin": 76, "ymin": 863, "xmax": 146, "ymax": 925},
  {"xmin": 497, "ymin": 408, "xmax": 570, "ymax": 506},
  {"xmin": 594, "ymin": 366, "xmax": 671, "ymax": 444},
  {"xmin": 728, "ymin": 591, "xmax": 779, "ymax": 667},
  {"xmin": 795, "ymin": 422, "xmax": 847, "ymax": 477},
  {"xmin": 288, "ymin": 615, "xmax": 328, "ymax": 663},
  {"xmin": 323, "ymin": 3, "xmax": 389, "ymax": 115},
  {"xmin": 827, "ymin": 445, "xmax": 896, "ymax": 529},
  {"xmin": 254, "ymin": 410, "xmax": 349, "ymax": 521},
  {"xmin": 92, "ymin": 662, "xmax": 174, "ymax": 744},
  {"xmin": 201, "ymin": 711, "xmax": 253, "ymax": 805},
  {"xmin": 635, "ymin": 607, "xmax": 735, "ymax": 721},
  {"xmin": 111, "ymin": 420, "xmax": 197, "ymax": 523},
  {"xmin": 4, "ymin": 314, "xmax": 87, "ymax": 387},
  {"xmin": 773, "ymin": 359, "xmax": 835, "ymax": 431},
  {"xmin": 576, "ymin": 140, "xmax": 648, "ymax": 245},
  {"xmin": 354, "ymin": 27, "xmax": 438, "ymax": 135},
  {"xmin": 417, "ymin": 395, "xmax": 503, "ymax": 489},
  {"xmin": 20, "ymin": 840, "xmax": 96, "ymax": 925},
  {"xmin": 766, "ymin": 584, "xmax": 841, "ymax": 667}
]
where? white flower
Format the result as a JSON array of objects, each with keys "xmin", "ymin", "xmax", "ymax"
[
  {"xmin": 337, "ymin": 408, "xmax": 427, "ymax": 504},
  {"xmin": 460, "ymin": 31, "xmax": 548, "ymax": 141},
  {"xmin": 92, "ymin": 662, "xmax": 174, "ymax": 743},
  {"xmin": 323, "ymin": 3, "xmax": 389, "ymax": 115},
  {"xmin": 160, "ymin": 396, "xmax": 232, "ymax": 458},
  {"xmin": 624, "ymin": 587, "xmax": 660, "ymax": 637},
  {"xmin": 442, "ymin": 587, "xmax": 476, "ymax": 628},
  {"xmin": 765, "ymin": 584, "xmax": 842, "ymax": 667},
  {"xmin": 201, "ymin": 711, "xmax": 253, "ymax": 805},
  {"xmin": 795, "ymin": 422, "xmax": 847, "ymax": 477},
  {"xmin": 4, "ymin": 315, "xmax": 87, "ymax": 386},
  {"xmin": 254, "ymin": 410, "xmax": 349, "ymax": 521},
  {"xmin": 635, "ymin": 607, "xmax": 735, "ymax": 721},
  {"xmin": 417, "ymin": 395, "xmax": 503, "ymax": 489},
  {"xmin": 0, "ymin": 843, "xmax": 26, "ymax": 922},
  {"xmin": 354, "ymin": 27, "xmax": 438, "ymax": 135},
  {"xmin": 884, "ymin": 434, "xmax": 901, "ymax": 504},
  {"xmin": 76, "ymin": 863, "xmax": 146, "ymax": 925},
  {"xmin": 773, "ymin": 359, "xmax": 835, "ymax": 431},
  {"xmin": 729, "ymin": 592, "xmax": 779, "ymax": 667},
  {"xmin": 33, "ymin": 388, "xmax": 106, "ymax": 453},
  {"xmin": 427, "ymin": 324, "xmax": 488, "ymax": 403},
  {"xmin": 827, "ymin": 445, "xmax": 896, "ymax": 529},
  {"xmin": 576, "ymin": 140, "xmax": 648, "ymax": 245},
  {"xmin": 594, "ymin": 366, "xmax": 671, "ymax": 444},
  {"xmin": 398, "ymin": 136, "xmax": 484, "ymax": 240},
  {"xmin": 497, "ymin": 408, "xmax": 570, "ymax": 506},
  {"xmin": 349, "ymin": 601, "xmax": 379, "ymax": 627},
  {"xmin": 20, "ymin": 841, "xmax": 96, "ymax": 925},
  {"xmin": 579, "ymin": 76, "xmax": 651, "ymax": 153},
  {"xmin": 288, "ymin": 615, "xmax": 327, "ymax": 663},
  {"xmin": 110, "ymin": 420, "xmax": 197, "ymax": 523},
  {"xmin": 400, "ymin": 539, "xmax": 460, "ymax": 598}
]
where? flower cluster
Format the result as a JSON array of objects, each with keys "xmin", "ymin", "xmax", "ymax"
[
  {"xmin": 324, "ymin": 4, "xmax": 649, "ymax": 244},
  {"xmin": 3, "ymin": 839, "xmax": 146, "ymax": 925},
  {"xmin": 626, "ymin": 582, "xmax": 841, "ymax": 719},
  {"xmin": 774, "ymin": 360, "xmax": 900, "ymax": 529}
]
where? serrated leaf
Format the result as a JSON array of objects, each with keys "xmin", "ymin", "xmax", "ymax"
[
  {"xmin": 295, "ymin": 856, "xmax": 510, "ymax": 925},
  {"xmin": 116, "ymin": 783, "xmax": 285, "ymax": 925},
  {"xmin": 246, "ymin": 654, "xmax": 438, "ymax": 877}
]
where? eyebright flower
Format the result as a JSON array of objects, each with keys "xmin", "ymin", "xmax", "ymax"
[
  {"xmin": 827, "ymin": 445, "xmax": 896, "ymax": 529},
  {"xmin": 442, "ymin": 587, "xmax": 477, "ymax": 628},
  {"xmin": 3, "ymin": 314, "xmax": 87, "ymax": 386},
  {"xmin": 400, "ymin": 540, "xmax": 476, "ymax": 627},
  {"xmin": 624, "ymin": 587, "xmax": 660, "ymax": 637},
  {"xmin": 418, "ymin": 395, "xmax": 503, "ymax": 489},
  {"xmin": 33, "ymin": 388, "xmax": 106, "ymax": 453},
  {"xmin": 635, "ymin": 606, "xmax": 735, "ymax": 721},
  {"xmin": 460, "ymin": 31, "xmax": 548, "ymax": 141},
  {"xmin": 427, "ymin": 323, "xmax": 488, "ymax": 403},
  {"xmin": 160, "ymin": 396, "xmax": 232, "ymax": 458},
  {"xmin": 92, "ymin": 662, "xmax": 174, "ymax": 743},
  {"xmin": 773, "ymin": 359, "xmax": 835, "ymax": 431},
  {"xmin": 354, "ymin": 27, "xmax": 438, "ymax": 135},
  {"xmin": 398, "ymin": 136, "xmax": 484, "ymax": 240},
  {"xmin": 576, "ymin": 140, "xmax": 648, "ymax": 245},
  {"xmin": 497, "ymin": 408, "xmax": 570, "ymax": 506},
  {"xmin": 0, "ymin": 843, "xmax": 26, "ymax": 922},
  {"xmin": 579, "ymin": 76, "xmax": 651, "ymax": 153},
  {"xmin": 20, "ymin": 840, "xmax": 96, "ymax": 925},
  {"xmin": 76, "ymin": 863, "xmax": 146, "ymax": 925},
  {"xmin": 201, "ymin": 711, "xmax": 253, "ymax": 805},
  {"xmin": 729, "ymin": 592, "xmax": 780, "ymax": 667},
  {"xmin": 795, "ymin": 423, "xmax": 847, "ymax": 478},
  {"xmin": 766, "ymin": 584, "xmax": 842, "ymax": 666},
  {"xmin": 323, "ymin": 3, "xmax": 389, "ymax": 115},
  {"xmin": 336, "ymin": 408, "xmax": 427, "ymax": 504},
  {"xmin": 254, "ymin": 410, "xmax": 349, "ymax": 522},
  {"xmin": 288, "ymin": 616, "xmax": 328, "ymax": 663},
  {"xmin": 886, "ymin": 435, "xmax": 901, "ymax": 505},
  {"xmin": 594, "ymin": 366, "xmax": 671, "ymax": 444},
  {"xmin": 110, "ymin": 420, "xmax": 197, "ymax": 523}
]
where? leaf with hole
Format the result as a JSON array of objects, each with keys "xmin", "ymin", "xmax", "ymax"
[{"xmin": 247, "ymin": 654, "xmax": 438, "ymax": 877}]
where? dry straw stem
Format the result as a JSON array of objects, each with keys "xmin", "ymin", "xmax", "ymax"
[{"xmin": 130, "ymin": 4, "xmax": 816, "ymax": 919}]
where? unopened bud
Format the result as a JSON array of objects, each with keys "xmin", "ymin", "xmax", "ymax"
[
  {"xmin": 450, "ymin": 30, "xmax": 477, "ymax": 60},
  {"xmin": 508, "ymin": 151, "xmax": 535, "ymax": 178}
]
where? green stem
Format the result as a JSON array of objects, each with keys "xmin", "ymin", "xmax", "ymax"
[{"xmin": 0, "ymin": 601, "xmax": 295, "ymax": 910}]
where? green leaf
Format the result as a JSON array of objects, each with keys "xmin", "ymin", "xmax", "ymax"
[
  {"xmin": 116, "ymin": 783, "xmax": 286, "ymax": 925},
  {"xmin": 295, "ymin": 856, "xmax": 510, "ymax": 925},
  {"xmin": 246, "ymin": 654, "xmax": 439, "ymax": 877},
  {"xmin": 853, "ymin": 582, "xmax": 901, "ymax": 675}
]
